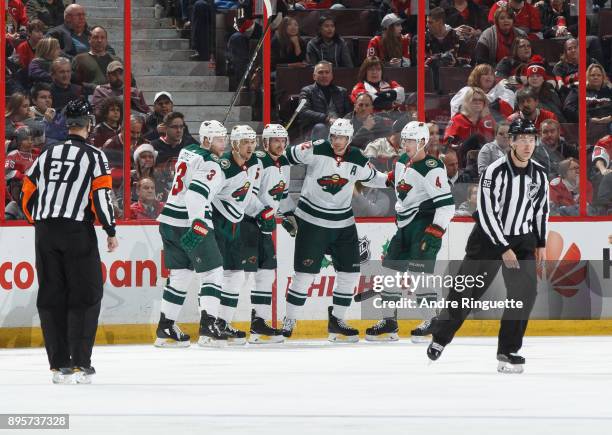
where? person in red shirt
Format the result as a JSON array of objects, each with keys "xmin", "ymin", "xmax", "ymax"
[
  {"xmin": 7, "ymin": 0, "xmax": 28, "ymax": 29},
  {"xmin": 592, "ymin": 134, "xmax": 612, "ymax": 176},
  {"xmin": 507, "ymin": 86, "xmax": 557, "ymax": 130},
  {"xmin": 130, "ymin": 177, "xmax": 164, "ymax": 220},
  {"xmin": 14, "ymin": 20, "xmax": 46, "ymax": 69},
  {"xmin": 488, "ymin": 0, "xmax": 542, "ymax": 39},
  {"xmin": 5, "ymin": 127, "xmax": 37, "ymax": 179},
  {"xmin": 549, "ymin": 158, "xmax": 593, "ymax": 215},
  {"xmin": 351, "ymin": 56, "xmax": 405, "ymax": 112},
  {"xmin": 367, "ymin": 13, "xmax": 411, "ymax": 67}
]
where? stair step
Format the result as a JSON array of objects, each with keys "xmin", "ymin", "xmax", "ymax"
[
  {"xmin": 136, "ymin": 75, "xmax": 229, "ymax": 91},
  {"xmin": 186, "ymin": 121, "xmax": 263, "ymax": 134},
  {"xmin": 133, "ymin": 61, "xmax": 214, "ymax": 76},
  {"xmin": 93, "ymin": 17, "xmax": 172, "ymax": 29},
  {"xmin": 128, "ymin": 39, "xmax": 190, "ymax": 50},
  {"xmin": 167, "ymin": 106, "xmax": 252, "ymax": 122},
  {"xmin": 132, "ymin": 28, "xmax": 182, "ymax": 39},
  {"xmin": 142, "ymin": 91, "xmax": 239, "ymax": 106},
  {"xmin": 85, "ymin": 6, "xmax": 155, "ymax": 18},
  {"xmin": 132, "ymin": 50, "xmax": 194, "ymax": 61}
]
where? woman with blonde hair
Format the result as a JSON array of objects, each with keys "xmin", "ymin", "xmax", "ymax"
[
  {"xmin": 450, "ymin": 64, "xmax": 515, "ymax": 119},
  {"xmin": 28, "ymin": 37, "xmax": 61, "ymax": 83},
  {"xmin": 564, "ymin": 63, "xmax": 612, "ymax": 123}
]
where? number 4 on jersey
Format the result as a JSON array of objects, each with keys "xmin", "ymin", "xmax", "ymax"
[{"xmin": 435, "ymin": 176, "xmax": 442, "ymax": 189}]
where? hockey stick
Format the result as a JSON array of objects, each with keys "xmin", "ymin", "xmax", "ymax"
[
  {"xmin": 284, "ymin": 99, "xmax": 306, "ymax": 131},
  {"xmin": 354, "ymin": 289, "xmax": 379, "ymax": 303}
]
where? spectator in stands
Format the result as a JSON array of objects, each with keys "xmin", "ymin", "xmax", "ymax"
[
  {"xmin": 130, "ymin": 177, "xmax": 165, "ymax": 220},
  {"xmin": 271, "ymin": 17, "xmax": 307, "ymax": 71},
  {"xmin": 49, "ymin": 57, "xmax": 83, "ymax": 109},
  {"xmin": 524, "ymin": 63, "xmax": 566, "ymax": 122},
  {"xmin": 367, "ymin": 13, "xmax": 411, "ymax": 67},
  {"xmin": 553, "ymin": 38, "xmax": 583, "ymax": 101},
  {"xmin": 363, "ymin": 116, "xmax": 407, "ymax": 159},
  {"xmin": 14, "ymin": 19, "xmax": 46, "ymax": 69},
  {"xmin": 420, "ymin": 7, "xmax": 464, "ymax": 68},
  {"xmin": 593, "ymin": 172, "xmax": 612, "ymax": 215},
  {"xmin": 351, "ymin": 56, "xmax": 405, "ymax": 113},
  {"xmin": 294, "ymin": 0, "xmax": 345, "ymax": 9},
  {"xmin": 564, "ymin": 63, "xmax": 612, "ymax": 124},
  {"xmin": 28, "ymin": 36, "xmax": 60, "ymax": 84},
  {"xmin": 6, "ymin": 127, "xmax": 36, "ymax": 178},
  {"xmin": 298, "ymin": 61, "xmax": 352, "ymax": 141},
  {"xmin": 344, "ymin": 93, "xmax": 391, "ymax": 149},
  {"xmin": 93, "ymin": 97, "xmax": 122, "ymax": 149},
  {"xmin": 488, "ymin": 0, "xmax": 542, "ymax": 39},
  {"xmin": 455, "ymin": 183, "xmax": 478, "ymax": 217},
  {"xmin": 478, "ymin": 120, "xmax": 510, "ymax": 174},
  {"xmin": 427, "ymin": 122, "xmax": 442, "ymax": 158},
  {"xmin": 444, "ymin": 0, "xmax": 488, "ymax": 41},
  {"xmin": 190, "ymin": 0, "xmax": 215, "ymax": 61},
  {"xmin": 226, "ymin": 17, "xmax": 263, "ymax": 89},
  {"xmin": 495, "ymin": 36, "xmax": 531, "ymax": 78},
  {"xmin": 72, "ymin": 26, "xmax": 121, "ymax": 95},
  {"xmin": 7, "ymin": 0, "xmax": 28, "ymax": 32},
  {"xmin": 592, "ymin": 134, "xmax": 612, "ymax": 177},
  {"xmin": 475, "ymin": 5, "xmax": 527, "ymax": 65},
  {"xmin": 508, "ymin": 86, "xmax": 557, "ymax": 129},
  {"xmin": 352, "ymin": 180, "xmax": 395, "ymax": 217},
  {"xmin": 26, "ymin": 82, "xmax": 68, "ymax": 147},
  {"xmin": 537, "ymin": 0, "xmax": 576, "ymax": 39},
  {"xmin": 130, "ymin": 143, "xmax": 170, "ymax": 201},
  {"xmin": 5, "ymin": 92, "xmax": 31, "ymax": 146},
  {"xmin": 46, "ymin": 4, "xmax": 91, "ymax": 57},
  {"xmin": 151, "ymin": 112, "xmax": 197, "ymax": 165},
  {"xmin": 103, "ymin": 115, "xmax": 146, "ymax": 168},
  {"xmin": 451, "ymin": 63, "xmax": 516, "ymax": 119},
  {"xmin": 442, "ymin": 149, "xmax": 469, "ymax": 203},
  {"xmin": 143, "ymin": 92, "xmax": 198, "ymax": 143},
  {"xmin": 549, "ymin": 158, "xmax": 592, "ymax": 216},
  {"xmin": 5, "ymin": 175, "xmax": 26, "ymax": 220},
  {"xmin": 532, "ymin": 118, "xmax": 577, "ymax": 178},
  {"xmin": 305, "ymin": 15, "xmax": 354, "ymax": 68},
  {"xmin": 26, "ymin": 0, "xmax": 65, "ymax": 28},
  {"xmin": 92, "ymin": 61, "xmax": 150, "ymax": 115},
  {"xmin": 445, "ymin": 86, "xmax": 496, "ymax": 164}
]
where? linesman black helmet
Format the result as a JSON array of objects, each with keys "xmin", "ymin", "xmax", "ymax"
[
  {"xmin": 64, "ymin": 99, "xmax": 94, "ymax": 128},
  {"xmin": 508, "ymin": 118, "xmax": 537, "ymax": 137}
]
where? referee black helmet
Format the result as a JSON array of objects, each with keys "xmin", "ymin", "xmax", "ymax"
[
  {"xmin": 64, "ymin": 99, "xmax": 95, "ymax": 128},
  {"xmin": 508, "ymin": 118, "xmax": 537, "ymax": 139}
]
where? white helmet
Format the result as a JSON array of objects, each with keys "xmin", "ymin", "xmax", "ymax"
[
  {"xmin": 262, "ymin": 123, "xmax": 288, "ymax": 142},
  {"xmin": 230, "ymin": 124, "xmax": 257, "ymax": 143},
  {"xmin": 329, "ymin": 118, "xmax": 354, "ymax": 143},
  {"xmin": 199, "ymin": 120, "xmax": 227, "ymax": 144},
  {"xmin": 401, "ymin": 121, "xmax": 430, "ymax": 147}
]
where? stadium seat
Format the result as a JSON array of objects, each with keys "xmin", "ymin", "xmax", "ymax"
[
  {"xmin": 425, "ymin": 93, "xmax": 452, "ymax": 124},
  {"xmin": 287, "ymin": 9, "xmax": 379, "ymax": 37},
  {"xmin": 587, "ymin": 122, "xmax": 609, "ymax": 145},
  {"xmin": 598, "ymin": 9, "xmax": 612, "ymax": 38},
  {"xmin": 435, "ymin": 67, "xmax": 472, "ymax": 94},
  {"xmin": 530, "ymin": 38, "xmax": 566, "ymax": 64},
  {"xmin": 559, "ymin": 123, "xmax": 579, "ymax": 146}
]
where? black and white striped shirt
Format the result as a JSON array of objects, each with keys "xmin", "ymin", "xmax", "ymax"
[
  {"xmin": 477, "ymin": 153, "xmax": 549, "ymax": 249},
  {"xmin": 21, "ymin": 135, "xmax": 116, "ymax": 237}
]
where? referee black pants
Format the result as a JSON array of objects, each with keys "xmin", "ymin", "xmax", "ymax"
[
  {"xmin": 35, "ymin": 219, "xmax": 104, "ymax": 369},
  {"xmin": 432, "ymin": 225, "xmax": 538, "ymax": 355}
]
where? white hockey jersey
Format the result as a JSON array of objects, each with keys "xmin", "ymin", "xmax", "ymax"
[
  {"xmin": 245, "ymin": 150, "xmax": 291, "ymax": 217},
  {"xmin": 286, "ymin": 139, "xmax": 388, "ymax": 228},
  {"xmin": 392, "ymin": 153, "xmax": 455, "ymax": 228},
  {"xmin": 157, "ymin": 144, "xmax": 223, "ymax": 228}
]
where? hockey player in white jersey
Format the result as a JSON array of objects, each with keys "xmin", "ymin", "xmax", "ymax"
[
  {"xmin": 154, "ymin": 120, "xmax": 228, "ymax": 347},
  {"xmin": 241, "ymin": 124, "xmax": 293, "ymax": 343},
  {"xmin": 198, "ymin": 124, "xmax": 274, "ymax": 345},
  {"xmin": 364, "ymin": 121, "xmax": 455, "ymax": 342},
  {"xmin": 282, "ymin": 118, "xmax": 391, "ymax": 342}
]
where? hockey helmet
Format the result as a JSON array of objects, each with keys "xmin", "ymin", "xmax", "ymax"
[
  {"xmin": 508, "ymin": 118, "xmax": 537, "ymax": 137},
  {"xmin": 64, "ymin": 99, "xmax": 94, "ymax": 128},
  {"xmin": 329, "ymin": 118, "xmax": 354, "ymax": 143},
  {"xmin": 262, "ymin": 123, "xmax": 288, "ymax": 142},
  {"xmin": 401, "ymin": 121, "xmax": 430, "ymax": 145},
  {"xmin": 230, "ymin": 124, "xmax": 257, "ymax": 143},
  {"xmin": 199, "ymin": 120, "xmax": 227, "ymax": 143}
]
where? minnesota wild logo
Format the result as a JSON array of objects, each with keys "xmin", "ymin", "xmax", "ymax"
[
  {"xmin": 396, "ymin": 180, "xmax": 413, "ymax": 200},
  {"xmin": 268, "ymin": 180, "xmax": 286, "ymax": 201},
  {"xmin": 231, "ymin": 181, "xmax": 251, "ymax": 202},
  {"xmin": 317, "ymin": 174, "xmax": 349, "ymax": 195}
]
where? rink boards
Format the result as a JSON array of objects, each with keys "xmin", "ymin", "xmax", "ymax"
[{"xmin": 0, "ymin": 220, "xmax": 611, "ymax": 346}]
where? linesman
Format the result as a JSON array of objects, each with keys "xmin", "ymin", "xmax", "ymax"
[
  {"xmin": 21, "ymin": 99, "xmax": 118, "ymax": 384},
  {"xmin": 427, "ymin": 118, "xmax": 549, "ymax": 374}
]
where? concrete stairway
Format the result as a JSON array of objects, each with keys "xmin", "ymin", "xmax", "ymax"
[{"xmin": 76, "ymin": 0, "xmax": 261, "ymax": 135}]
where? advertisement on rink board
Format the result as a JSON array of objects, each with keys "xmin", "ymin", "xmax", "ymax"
[{"xmin": 0, "ymin": 221, "xmax": 610, "ymax": 328}]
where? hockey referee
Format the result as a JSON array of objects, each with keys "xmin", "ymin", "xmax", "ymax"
[
  {"xmin": 20, "ymin": 99, "xmax": 118, "ymax": 384},
  {"xmin": 427, "ymin": 118, "xmax": 549, "ymax": 374}
]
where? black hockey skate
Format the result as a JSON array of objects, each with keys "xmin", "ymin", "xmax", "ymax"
[
  {"xmin": 154, "ymin": 313, "xmax": 191, "ymax": 348},
  {"xmin": 426, "ymin": 341, "xmax": 445, "ymax": 361},
  {"xmin": 410, "ymin": 317, "xmax": 437, "ymax": 343},
  {"xmin": 328, "ymin": 306, "xmax": 359, "ymax": 343},
  {"xmin": 497, "ymin": 353, "xmax": 525, "ymax": 374},
  {"xmin": 249, "ymin": 309, "xmax": 284, "ymax": 344},
  {"xmin": 197, "ymin": 310, "xmax": 227, "ymax": 347},
  {"xmin": 365, "ymin": 318, "xmax": 399, "ymax": 342},
  {"xmin": 215, "ymin": 318, "xmax": 247, "ymax": 345},
  {"xmin": 281, "ymin": 317, "xmax": 297, "ymax": 338},
  {"xmin": 73, "ymin": 366, "xmax": 96, "ymax": 384}
]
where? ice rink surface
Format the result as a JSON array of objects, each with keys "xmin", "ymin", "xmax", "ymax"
[{"xmin": 1, "ymin": 336, "xmax": 611, "ymax": 435}]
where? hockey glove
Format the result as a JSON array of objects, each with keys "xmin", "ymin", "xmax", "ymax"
[
  {"xmin": 180, "ymin": 219, "xmax": 210, "ymax": 252},
  {"xmin": 385, "ymin": 170, "xmax": 395, "ymax": 188},
  {"xmin": 419, "ymin": 224, "xmax": 445, "ymax": 255},
  {"xmin": 256, "ymin": 206, "xmax": 276, "ymax": 234},
  {"xmin": 281, "ymin": 212, "xmax": 298, "ymax": 237}
]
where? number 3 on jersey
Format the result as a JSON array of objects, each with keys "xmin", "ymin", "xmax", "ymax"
[{"xmin": 171, "ymin": 161, "xmax": 188, "ymax": 196}]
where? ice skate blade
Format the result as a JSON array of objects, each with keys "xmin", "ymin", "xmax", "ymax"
[
  {"xmin": 248, "ymin": 333, "xmax": 285, "ymax": 344},
  {"xmin": 497, "ymin": 361, "xmax": 524, "ymax": 374},
  {"xmin": 410, "ymin": 335, "xmax": 431, "ymax": 344},
  {"xmin": 328, "ymin": 333, "xmax": 359, "ymax": 343},
  {"xmin": 227, "ymin": 337, "xmax": 247, "ymax": 346},
  {"xmin": 365, "ymin": 333, "xmax": 399, "ymax": 342},
  {"xmin": 73, "ymin": 371, "xmax": 94, "ymax": 384},
  {"xmin": 197, "ymin": 336, "xmax": 227, "ymax": 348},
  {"xmin": 51, "ymin": 371, "xmax": 74, "ymax": 385},
  {"xmin": 154, "ymin": 337, "xmax": 191, "ymax": 348}
]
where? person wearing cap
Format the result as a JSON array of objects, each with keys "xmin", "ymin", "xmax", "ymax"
[
  {"xmin": 523, "ymin": 61, "xmax": 566, "ymax": 122},
  {"xmin": 143, "ymin": 91, "xmax": 196, "ymax": 145},
  {"xmin": 91, "ymin": 61, "xmax": 150, "ymax": 115},
  {"xmin": 305, "ymin": 15, "xmax": 354, "ymax": 68},
  {"xmin": 367, "ymin": 13, "xmax": 411, "ymax": 67},
  {"xmin": 130, "ymin": 142, "xmax": 170, "ymax": 202},
  {"xmin": 507, "ymin": 86, "xmax": 557, "ymax": 130},
  {"xmin": 72, "ymin": 26, "xmax": 120, "ymax": 93}
]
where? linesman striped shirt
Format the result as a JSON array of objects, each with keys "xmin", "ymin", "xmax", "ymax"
[
  {"xmin": 21, "ymin": 135, "xmax": 117, "ymax": 237},
  {"xmin": 477, "ymin": 153, "xmax": 549, "ymax": 249}
]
